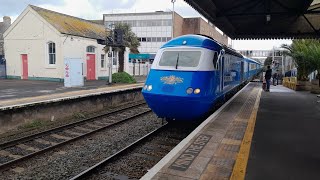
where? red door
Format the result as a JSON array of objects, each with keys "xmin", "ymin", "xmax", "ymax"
[
  {"xmin": 86, "ymin": 54, "xmax": 96, "ymax": 80},
  {"xmin": 21, "ymin": 54, "xmax": 28, "ymax": 80}
]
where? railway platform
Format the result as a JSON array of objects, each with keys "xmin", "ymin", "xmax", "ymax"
[
  {"xmin": 0, "ymin": 76, "xmax": 146, "ymax": 108},
  {"xmin": 142, "ymin": 83, "xmax": 320, "ymax": 180},
  {"xmin": 0, "ymin": 79, "xmax": 144, "ymax": 134}
]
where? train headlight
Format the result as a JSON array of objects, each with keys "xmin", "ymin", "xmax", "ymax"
[
  {"xmin": 143, "ymin": 85, "xmax": 148, "ymax": 90},
  {"xmin": 147, "ymin": 85, "xmax": 153, "ymax": 91},
  {"xmin": 194, "ymin": 88, "xmax": 201, "ymax": 94},
  {"xmin": 186, "ymin": 88, "xmax": 193, "ymax": 94}
]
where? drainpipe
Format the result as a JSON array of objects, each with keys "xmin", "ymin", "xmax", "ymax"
[{"xmin": 171, "ymin": 0, "xmax": 176, "ymax": 39}]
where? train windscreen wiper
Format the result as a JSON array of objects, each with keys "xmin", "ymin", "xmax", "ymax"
[{"xmin": 175, "ymin": 53, "xmax": 180, "ymax": 69}]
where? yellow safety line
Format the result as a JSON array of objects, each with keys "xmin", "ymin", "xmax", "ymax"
[{"xmin": 230, "ymin": 88, "xmax": 262, "ymax": 180}]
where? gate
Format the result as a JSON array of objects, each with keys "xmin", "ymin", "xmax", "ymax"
[
  {"xmin": 0, "ymin": 56, "xmax": 6, "ymax": 79},
  {"xmin": 128, "ymin": 59, "xmax": 151, "ymax": 76}
]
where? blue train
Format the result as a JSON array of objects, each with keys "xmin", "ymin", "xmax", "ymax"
[{"xmin": 142, "ymin": 34, "xmax": 262, "ymax": 121}]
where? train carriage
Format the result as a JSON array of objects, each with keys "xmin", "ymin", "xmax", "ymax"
[{"xmin": 142, "ymin": 34, "xmax": 261, "ymax": 121}]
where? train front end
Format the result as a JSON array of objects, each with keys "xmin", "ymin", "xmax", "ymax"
[{"xmin": 142, "ymin": 35, "xmax": 221, "ymax": 121}]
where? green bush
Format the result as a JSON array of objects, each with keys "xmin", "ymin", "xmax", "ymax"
[
  {"xmin": 19, "ymin": 120, "xmax": 48, "ymax": 129},
  {"xmin": 112, "ymin": 72, "xmax": 136, "ymax": 83}
]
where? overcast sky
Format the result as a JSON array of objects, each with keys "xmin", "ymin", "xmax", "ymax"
[{"xmin": 0, "ymin": 0, "xmax": 291, "ymax": 50}]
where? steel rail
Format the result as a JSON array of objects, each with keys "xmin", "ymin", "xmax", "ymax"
[
  {"xmin": 70, "ymin": 124, "xmax": 168, "ymax": 180},
  {"xmin": 0, "ymin": 102, "xmax": 146, "ymax": 150},
  {"xmin": 0, "ymin": 106, "xmax": 151, "ymax": 169}
]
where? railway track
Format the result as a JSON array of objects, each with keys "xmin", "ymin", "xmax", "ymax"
[
  {"xmin": 0, "ymin": 102, "xmax": 150, "ymax": 169},
  {"xmin": 70, "ymin": 123, "xmax": 196, "ymax": 180}
]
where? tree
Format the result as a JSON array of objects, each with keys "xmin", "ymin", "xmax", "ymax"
[
  {"xmin": 281, "ymin": 40, "xmax": 318, "ymax": 81},
  {"xmin": 105, "ymin": 23, "xmax": 140, "ymax": 72},
  {"xmin": 264, "ymin": 56, "xmax": 272, "ymax": 66}
]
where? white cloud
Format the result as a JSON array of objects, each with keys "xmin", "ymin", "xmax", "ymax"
[{"xmin": 41, "ymin": 0, "xmax": 101, "ymax": 20}]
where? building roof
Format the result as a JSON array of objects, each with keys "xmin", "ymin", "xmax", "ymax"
[
  {"xmin": 184, "ymin": 0, "xmax": 320, "ymax": 39},
  {"xmin": 30, "ymin": 5, "xmax": 107, "ymax": 40},
  {"xmin": 89, "ymin": 20, "xmax": 104, "ymax": 25}
]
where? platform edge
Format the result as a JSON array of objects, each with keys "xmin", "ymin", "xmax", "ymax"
[{"xmin": 140, "ymin": 82, "xmax": 252, "ymax": 180}]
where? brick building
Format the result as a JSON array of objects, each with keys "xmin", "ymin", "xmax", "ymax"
[{"xmin": 182, "ymin": 17, "xmax": 228, "ymax": 45}]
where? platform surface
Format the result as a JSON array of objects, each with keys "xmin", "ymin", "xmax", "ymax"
[
  {"xmin": 246, "ymin": 85, "xmax": 320, "ymax": 179},
  {"xmin": 0, "ymin": 76, "xmax": 146, "ymax": 101},
  {"xmin": 0, "ymin": 80, "xmax": 144, "ymax": 109},
  {"xmin": 142, "ymin": 82, "xmax": 262, "ymax": 180}
]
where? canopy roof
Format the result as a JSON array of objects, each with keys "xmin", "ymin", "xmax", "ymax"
[{"xmin": 184, "ymin": 0, "xmax": 320, "ymax": 39}]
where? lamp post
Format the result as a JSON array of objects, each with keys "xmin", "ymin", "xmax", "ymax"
[
  {"xmin": 171, "ymin": 0, "xmax": 176, "ymax": 39},
  {"xmin": 108, "ymin": 23, "xmax": 115, "ymax": 84}
]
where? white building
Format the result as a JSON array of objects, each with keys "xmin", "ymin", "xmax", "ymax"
[
  {"xmin": 104, "ymin": 11, "xmax": 175, "ymax": 55},
  {"xmin": 4, "ymin": 5, "xmax": 117, "ymax": 81}
]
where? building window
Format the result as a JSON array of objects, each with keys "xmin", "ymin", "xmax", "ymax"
[
  {"xmin": 87, "ymin": 46, "xmax": 95, "ymax": 53},
  {"xmin": 113, "ymin": 52, "xmax": 117, "ymax": 66},
  {"xmin": 48, "ymin": 42, "xmax": 56, "ymax": 65},
  {"xmin": 101, "ymin": 54, "xmax": 105, "ymax": 68}
]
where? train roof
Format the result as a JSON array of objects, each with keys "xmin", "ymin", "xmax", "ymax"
[
  {"xmin": 244, "ymin": 57, "xmax": 262, "ymax": 65},
  {"xmin": 161, "ymin": 34, "xmax": 243, "ymax": 58}
]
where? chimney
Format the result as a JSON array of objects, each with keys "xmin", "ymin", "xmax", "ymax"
[{"xmin": 3, "ymin": 16, "xmax": 11, "ymax": 27}]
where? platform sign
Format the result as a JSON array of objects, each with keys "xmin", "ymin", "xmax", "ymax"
[{"xmin": 64, "ymin": 58, "xmax": 84, "ymax": 87}]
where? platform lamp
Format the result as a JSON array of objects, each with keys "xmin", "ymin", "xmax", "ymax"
[
  {"xmin": 108, "ymin": 23, "xmax": 115, "ymax": 85},
  {"xmin": 171, "ymin": 0, "xmax": 176, "ymax": 39}
]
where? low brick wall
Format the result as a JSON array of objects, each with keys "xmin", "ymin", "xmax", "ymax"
[{"xmin": 0, "ymin": 88, "xmax": 143, "ymax": 134}]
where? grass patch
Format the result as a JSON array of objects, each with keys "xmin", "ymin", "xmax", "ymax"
[
  {"xmin": 19, "ymin": 120, "xmax": 49, "ymax": 130},
  {"xmin": 72, "ymin": 112, "xmax": 86, "ymax": 119},
  {"xmin": 112, "ymin": 72, "xmax": 137, "ymax": 83}
]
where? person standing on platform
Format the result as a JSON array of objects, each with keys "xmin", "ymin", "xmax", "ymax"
[
  {"xmin": 265, "ymin": 66, "xmax": 272, "ymax": 92},
  {"xmin": 273, "ymin": 72, "xmax": 278, "ymax": 86}
]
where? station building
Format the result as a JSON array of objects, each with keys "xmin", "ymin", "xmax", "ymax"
[{"xmin": 4, "ymin": 5, "xmax": 113, "ymax": 81}]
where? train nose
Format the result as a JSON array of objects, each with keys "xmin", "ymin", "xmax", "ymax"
[{"xmin": 142, "ymin": 92, "xmax": 211, "ymax": 121}]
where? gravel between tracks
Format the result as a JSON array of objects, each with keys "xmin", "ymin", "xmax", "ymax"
[
  {"xmin": 0, "ymin": 112, "xmax": 162, "ymax": 180},
  {"xmin": 87, "ymin": 125, "xmax": 195, "ymax": 180},
  {"xmin": 0, "ymin": 101, "xmax": 145, "ymax": 144}
]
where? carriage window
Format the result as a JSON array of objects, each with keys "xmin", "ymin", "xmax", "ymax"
[{"xmin": 159, "ymin": 51, "xmax": 201, "ymax": 67}]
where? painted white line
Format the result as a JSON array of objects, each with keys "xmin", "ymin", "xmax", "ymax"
[
  {"xmin": 0, "ymin": 95, "xmax": 16, "ymax": 98},
  {"xmin": 0, "ymin": 85, "xmax": 143, "ymax": 110},
  {"xmin": 141, "ymin": 83, "xmax": 252, "ymax": 180}
]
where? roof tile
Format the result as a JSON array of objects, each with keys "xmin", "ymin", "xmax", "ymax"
[{"xmin": 30, "ymin": 5, "xmax": 107, "ymax": 40}]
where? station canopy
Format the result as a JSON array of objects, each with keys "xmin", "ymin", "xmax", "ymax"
[{"xmin": 184, "ymin": 0, "xmax": 320, "ymax": 39}]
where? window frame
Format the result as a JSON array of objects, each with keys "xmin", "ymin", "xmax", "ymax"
[
  {"xmin": 158, "ymin": 50, "xmax": 202, "ymax": 68},
  {"xmin": 86, "ymin": 46, "xmax": 95, "ymax": 53},
  {"xmin": 101, "ymin": 54, "xmax": 105, "ymax": 69},
  {"xmin": 47, "ymin": 42, "xmax": 56, "ymax": 66}
]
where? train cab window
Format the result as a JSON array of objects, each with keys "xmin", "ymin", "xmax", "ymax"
[
  {"xmin": 159, "ymin": 51, "xmax": 201, "ymax": 68},
  {"xmin": 213, "ymin": 52, "xmax": 218, "ymax": 68}
]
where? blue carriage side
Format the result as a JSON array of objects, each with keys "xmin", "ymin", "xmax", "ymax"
[{"xmin": 142, "ymin": 34, "xmax": 260, "ymax": 121}]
